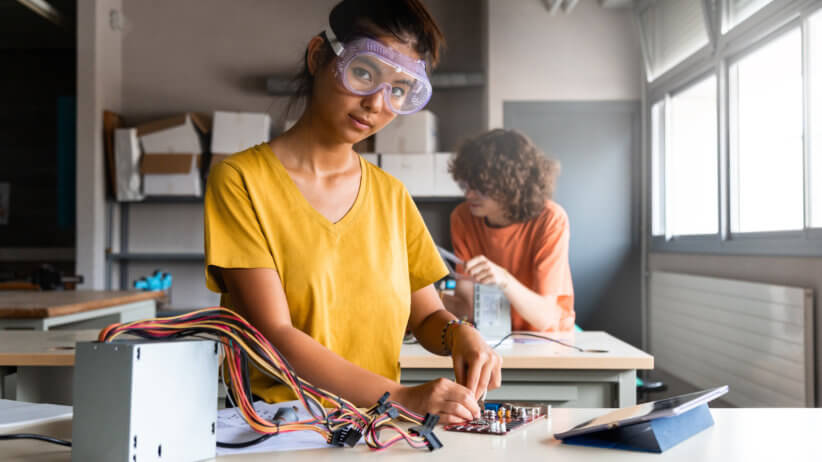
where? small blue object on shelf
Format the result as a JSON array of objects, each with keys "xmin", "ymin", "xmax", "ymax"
[
  {"xmin": 134, "ymin": 270, "xmax": 172, "ymax": 291},
  {"xmin": 560, "ymin": 403, "xmax": 714, "ymax": 453},
  {"xmin": 445, "ymin": 279, "xmax": 456, "ymax": 289}
]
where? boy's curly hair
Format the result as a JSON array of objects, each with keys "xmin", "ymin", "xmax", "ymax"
[{"xmin": 449, "ymin": 129, "xmax": 560, "ymax": 223}]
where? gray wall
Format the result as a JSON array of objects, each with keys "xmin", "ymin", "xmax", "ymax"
[
  {"xmin": 92, "ymin": 0, "xmax": 642, "ymax": 308},
  {"xmin": 648, "ymin": 252, "xmax": 822, "ymax": 406},
  {"xmin": 486, "ymin": 0, "xmax": 641, "ymax": 128},
  {"xmin": 120, "ymin": 0, "xmax": 486, "ymax": 150},
  {"xmin": 112, "ymin": 0, "xmax": 487, "ymax": 306},
  {"xmin": 507, "ymin": 101, "xmax": 641, "ymax": 347}
]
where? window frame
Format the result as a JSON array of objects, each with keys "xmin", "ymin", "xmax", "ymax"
[{"xmin": 647, "ymin": 0, "xmax": 822, "ymax": 257}]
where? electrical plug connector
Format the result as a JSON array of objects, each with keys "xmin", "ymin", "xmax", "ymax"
[
  {"xmin": 408, "ymin": 413, "xmax": 442, "ymax": 451},
  {"xmin": 329, "ymin": 426, "xmax": 362, "ymax": 448},
  {"xmin": 370, "ymin": 392, "xmax": 392, "ymax": 416}
]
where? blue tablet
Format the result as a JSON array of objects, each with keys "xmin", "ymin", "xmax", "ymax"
[{"xmin": 554, "ymin": 385, "xmax": 729, "ymax": 440}]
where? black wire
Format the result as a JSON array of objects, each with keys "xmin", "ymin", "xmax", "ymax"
[
  {"xmin": 217, "ymin": 433, "xmax": 274, "ymax": 449},
  {"xmin": 0, "ymin": 434, "xmax": 72, "ymax": 447},
  {"xmin": 491, "ymin": 332, "xmax": 609, "ymax": 353}
]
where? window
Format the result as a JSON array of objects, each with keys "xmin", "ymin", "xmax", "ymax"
[
  {"xmin": 810, "ymin": 11, "xmax": 822, "ymax": 227},
  {"xmin": 647, "ymin": 3, "xmax": 822, "ymax": 256},
  {"xmin": 651, "ymin": 101, "xmax": 665, "ymax": 236},
  {"xmin": 724, "ymin": 0, "xmax": 775, "ymax": 33},
  {"xmin": 639, "ymin": 0, "xmax": 710, "ymax": 80},
  {"xmin": 729, "ymin": 29, "xmax": 803, "ymax": 233},
  {"xmin": 666, "ymin": 76, "xmax": 719, "ymax": 236}
]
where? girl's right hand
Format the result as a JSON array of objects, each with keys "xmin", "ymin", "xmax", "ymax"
[{"xmin": 393, "ymin": 378, "xmax": 481, "ymax": 424}]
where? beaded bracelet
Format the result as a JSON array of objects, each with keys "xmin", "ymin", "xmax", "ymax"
[{"xmin": 441, "ymin": 319, "xmax": 474, "ymax": 355}]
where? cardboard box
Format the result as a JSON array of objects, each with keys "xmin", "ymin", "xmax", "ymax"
[
  {"xmin": 375, "ymin": 110, "xmax": 438, "ymax": 153},
  {"xmin": 380, "ymin": 153, "xmax": 435, "ymax": 196},
  {"xmin": 103, "ymin": 111, "xmax": 124, "ymax": 199},
  {"xmin": 113, "ymin": 128, "xmax": 144, "ymax": 201},
  {"xmin": 210, "ymin": 111, "xmax": 271, "ymax": 171},
  {"xmin": 141, "ymin": 155, "xmax": 201, "ymax": 196},
  {"xmin": 137, "ymin": 113, "xmax": 210, "ymax": 197},
  {"xmin": 433, "ymin": 152, "xmax": 462, "ymax": 196}
]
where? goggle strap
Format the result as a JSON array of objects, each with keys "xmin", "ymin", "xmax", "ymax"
[{"xmin": 323, "ymin": 27, "xmax": 344, "ymax": 56}]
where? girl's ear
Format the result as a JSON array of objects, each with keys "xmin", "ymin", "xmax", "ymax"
[{"xmin": 306, "ymin": 35, "xmax": 327, "ymax": 76}]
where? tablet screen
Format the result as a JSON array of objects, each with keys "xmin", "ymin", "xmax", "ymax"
[{"xmin": 555, "ymin": 386, "xmax": 728, "ymax": 439}]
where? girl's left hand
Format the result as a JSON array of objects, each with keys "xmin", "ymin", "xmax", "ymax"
[
  {"xmin": 449, "ymin": 324, "xmax": 502, "ymax": 399},
  {"xmin": 464, "ymin": 255, "xmax": 511, "ymax": 289}
]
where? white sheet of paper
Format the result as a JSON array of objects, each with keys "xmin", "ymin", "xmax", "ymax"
[
  {"xmin": 0, "ymin": 399, "xmax": 72, "ymax": 429},
  {"xmin": 216, "ymin": 400, "xmax": 361, "ymax": 455}
]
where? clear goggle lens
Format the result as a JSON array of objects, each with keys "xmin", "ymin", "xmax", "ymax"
[{"xmin": 340, "ymin": 55, "xmax": 431, "ymax": 114}]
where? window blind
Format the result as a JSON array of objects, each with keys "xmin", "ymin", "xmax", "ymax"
[{"xmin": 640, "ymin": 0, "xmax": 710, "ymax": 80}]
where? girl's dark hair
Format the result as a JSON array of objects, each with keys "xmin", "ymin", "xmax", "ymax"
[
  {"xmin": 285, "ymin": 0, "xmax": 445, "ymax": 119},
  {"xmin": 449, "ymin": 129, "xmax": 561, "ymax": 223}
]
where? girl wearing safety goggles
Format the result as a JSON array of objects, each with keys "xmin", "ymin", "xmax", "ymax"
[{"xmin": 204, "ymin": 0, "xmax": 500, "ymax": 425}]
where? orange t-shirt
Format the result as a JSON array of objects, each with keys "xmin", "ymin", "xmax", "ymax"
[{"xmin": 450, "ymin": 200, "xmax": 575, "ymax": 332}]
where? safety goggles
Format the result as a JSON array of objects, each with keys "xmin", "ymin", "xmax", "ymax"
[{"xmin": 324, "ymin": 29, "xmax": 432, "ymax": 115}]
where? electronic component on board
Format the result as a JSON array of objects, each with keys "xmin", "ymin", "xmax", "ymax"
[{"xmin": 444, "ymin": 403, "xmax": 548, "ymax": 435}]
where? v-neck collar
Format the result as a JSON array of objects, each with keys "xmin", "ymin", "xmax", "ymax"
[{"xmin": 262, "ymin": 143, "xmax": 367, "ymax": 233}]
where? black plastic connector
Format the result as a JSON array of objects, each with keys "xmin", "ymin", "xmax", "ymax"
[
  {"xmin": 370, "ymin": 392, "xmax": 392, "ymax": 416},
  {"xmin": 408, "ymin": 413, "xmax": 443, "ymax": 451},
  {"xmin": 329, "ymin": 427, "xmax": 363, "ymax": 448},
  {"xmin": 385, "ymin": 407, "xmax": 399, "ymax": 419},
  {"xmin": 343, "ymin": 428, "xmax": 362, "ymax": 447}
]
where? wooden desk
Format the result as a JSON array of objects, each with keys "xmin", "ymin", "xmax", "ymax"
[
  {"xmin": 400, "ymin": 332, "xmax": 653, "ymax": 408},
  {"xmin": 1, "ymin": 408, "xmax": 820, "ymax": 461},
  {"xmin": 0, "ymin": 290, "xmax": 162, "ymax": 331}
]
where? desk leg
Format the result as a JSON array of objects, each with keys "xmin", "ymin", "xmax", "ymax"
[
  {"xmin": 0, "ymin": 319, "xmax": 45, "ymax": 330},
  {"xmin": 116, "ymin": 299, "xmax": 157, "ymax": 323},
  {"xmin": 0, "ymin": 366, "xmax": 16, "ymax": 399},
  {"xmin": 16, "ymin": 366, "xmax": 74, "ymax": 405},
  {"xmin": 616, "ymin": 369, "xmax": 636, "ymax": 408}
]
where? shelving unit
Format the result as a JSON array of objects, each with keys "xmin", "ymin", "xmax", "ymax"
[
  {"xmin": 105, "ymin": 193, "xmax": 462, "ymax": 292},
  {"xmin": 105, "ymin": 198, "xmax": 207, "ymax": 292}
]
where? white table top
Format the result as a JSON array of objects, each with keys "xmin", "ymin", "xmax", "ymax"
[
  {"xmin": 401, "ymin": 331, "xmax": 654, "ymax": 370},
  {"xmin": 1, "ymin": 408, "xmax": 817, "ymax": 461}
]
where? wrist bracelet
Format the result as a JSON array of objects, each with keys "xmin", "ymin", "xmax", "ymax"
[{"xmin": 441, "ymin": 319, "xmax": 474, "ymax": 355}]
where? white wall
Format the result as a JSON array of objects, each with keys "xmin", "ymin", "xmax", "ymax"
[
  {"xmin": 486, "ymin": 0, "xmax": 641, "ymax": 128},
  {"xmin": 76, "ymin": 0, "xmax": 123, "ymax": 289}
]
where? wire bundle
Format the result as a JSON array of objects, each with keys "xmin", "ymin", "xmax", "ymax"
[{"xmin": 97, "ymin": 307, "xmax": 442, "ymax": 451}]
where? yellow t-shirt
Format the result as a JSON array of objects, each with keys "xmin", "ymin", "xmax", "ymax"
[{"xmin": 204, "ymin": 143, "xmax": 448, "ymax": 402}]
